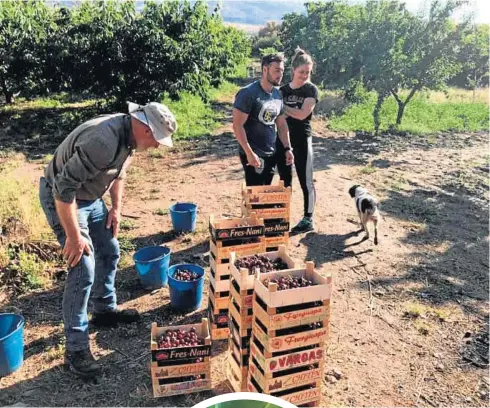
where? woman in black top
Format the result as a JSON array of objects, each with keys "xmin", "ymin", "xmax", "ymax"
[{"xmin": 277, "ymin": 48, "xmax": 319, "ymax": 233}]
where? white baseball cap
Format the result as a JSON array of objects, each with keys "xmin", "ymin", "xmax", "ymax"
[{"xmin": 128, "ymin": 102, "xmax": 177, "ymax": 147}]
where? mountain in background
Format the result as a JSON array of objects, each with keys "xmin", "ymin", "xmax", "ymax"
[
  {"xmin": 219, "ymin": 1, "xmax": 305, "ymax": 25},
  {"xmin": 52, "ymin": 0, "xmax": 306, "ymax": 28}
]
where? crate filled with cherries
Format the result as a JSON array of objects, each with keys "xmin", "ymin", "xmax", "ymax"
[{"xmin": 230, "ymin": 245, "xmax": 297, "ymax": 290}]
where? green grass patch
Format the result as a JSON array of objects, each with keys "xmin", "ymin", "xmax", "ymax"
[
  {"xmin": 120, "ymin": 219, "xmax": 136, "ymax": 231},
  {"xmin": 148, "ymin": 149, "xmax": 165, "ymax": 159},
  {"xmin": 0, "ymin": 95, "xmax": 98, "ymax": 113},
  {"xmin": 329, "ymin": 90, "xmax": 489, "ymax": 134},
  {"xmin": 359, "ymin": 165, "xmax": 377, "ymax": 174},
  {"xmin": 155, "ymin": 208, "xmax": 169, "ymax": 216},
  {"xmin": 162, "ymin": 81, "xmax": 239, "ymax": 140},
  {"xmin": 17, "ymin": 251, "xmax": 46, "ymax": 289},
  {"xmin": 118, "ymin": 236, "xmax": 136, "ymax": 254}
]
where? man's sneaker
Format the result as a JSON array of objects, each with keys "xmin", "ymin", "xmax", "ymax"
[
  {"xmin": 91, "ymin": 309, "xmax": 141, "ymax": 328},
  {"xmin": 291, "ymin": 217, "xmax": 314, "ymax": 234},
  {"xmin": 64, "ymin": 349, "xmax": 102, "ymax": 378}
]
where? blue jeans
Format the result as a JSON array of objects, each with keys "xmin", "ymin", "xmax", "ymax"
[{"xmin": 39, "ymin": 177, "xmax": 120, "ymax": 352}]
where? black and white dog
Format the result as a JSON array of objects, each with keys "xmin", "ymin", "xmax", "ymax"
[{"xmin": 348, "ymin": 185, "xmax": 380, "ymax": 245}]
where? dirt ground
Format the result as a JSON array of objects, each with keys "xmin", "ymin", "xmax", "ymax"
[{"xmin": 0, "ymin": 101, "xmax": 488, "ymax": 407}]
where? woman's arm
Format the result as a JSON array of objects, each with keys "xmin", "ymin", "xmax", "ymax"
[{"xmin": 284, "ymin": 97, "xmax": 316, "ymax": 120}]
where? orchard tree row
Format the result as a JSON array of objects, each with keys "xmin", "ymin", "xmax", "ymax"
[{"xmin": 0, "ymin": 0, "xmax": 251, "ymax": 105}]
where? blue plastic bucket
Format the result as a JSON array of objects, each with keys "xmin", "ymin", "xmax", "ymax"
[
  {"xmin": 0, "ymin": 314, "xmax": 24, "ymax": 377},
  {"xmin": 168, "ymin": 264, "xmax": 205, "ymax": 312},
  {"xmin": 133, "ymin": 246, "xmax": 171, "ymax": 289},
  {"xmin": 169, "ymin": 203, "xmax": 197, "ymax": 232}
]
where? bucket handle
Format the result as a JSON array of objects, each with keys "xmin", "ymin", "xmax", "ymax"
[{"xmin": 16, "ymin": 320, "xmax": 23, "ymax": 330}]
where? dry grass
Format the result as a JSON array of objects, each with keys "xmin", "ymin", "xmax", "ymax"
[
  {"xmin": 0, "ymin": 165, "xmax": 50, "ymax": 241},
  {"xmin": 413, "ymin": 87, "xmax": 489, "ymax": 104},
  {"xmin": 404, "ymin": 301, "xmax": 454, "ymax": 322}
]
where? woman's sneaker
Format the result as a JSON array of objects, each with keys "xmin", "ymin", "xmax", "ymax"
[
  {"xmin": 64, "ymin": 349, "xmax": 102, "ymax": 378},
  {"xmin": 291, "ymin": 217, "xmax": 314, "ymax": 234}
]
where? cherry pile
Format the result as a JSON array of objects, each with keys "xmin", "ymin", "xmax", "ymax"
[
  {"xmin": 263, "ymin": 275, "xmax": 316, "ymax": 290},
  {"xmin": 157, "ymin": 328, "xmax": 204, "ymax": 348},
  {"xmin": 173, "ymin": 268, "xmax": 200, "ymax": 281},
  {"xmin": 234, "ymin": 255, "xmax": 289, "ymax": 275}
]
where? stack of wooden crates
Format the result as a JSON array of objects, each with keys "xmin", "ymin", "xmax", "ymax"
[
  {"xmin": 248, "ymin": 262, "xmax": 331, "ymax": 407},
  {"xmin": 226, "ymin": 246, "xmax": 296, "ymax": 392},
  {"xmin": 208, "ymin": 214, "xmax": 265, "ymax": 340},
  {"xmin": 241, "ymin": 181, "xmax": 291, "ymax": 252},
  {"xmin": 150, "ymin": 319, "xmax": 212, "ymax": 398}
]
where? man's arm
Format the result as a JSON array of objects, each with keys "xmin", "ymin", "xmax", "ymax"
[
  {"xmin": 233, "ymin": 108, "xmax": 260, "ymax": 168},
  {"xmin": 106, "ymin": 178, "xmax": 124, "ymax": 237},
  {"xmin": 284, "ymin": 98, "xmax": 316, "ymax": 120},
  {"xmin": 276, "ymin": 114, "xmax": 291, "ymax": 149},
  {"xmin": 276, "ymin": 114, "xmax": 294, "ymax": 165}
]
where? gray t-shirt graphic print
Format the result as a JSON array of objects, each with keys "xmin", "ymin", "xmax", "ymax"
[{"xmin": 234, "ymin": 80, "xmax": 283, "ymax": 157}]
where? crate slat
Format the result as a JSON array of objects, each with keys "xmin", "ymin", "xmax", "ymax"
[
  {"xmin": 249, "ymin": 359, "xmax": 323, "ymax": 393},
  {"xmin": 152, "ymin": 378, "xmax": 211, "ymax": 398},
  {"xmin": 254, "ymin": 262, "xmax": 332, "ymax": 308},
  {"xmin": 254, "ymin": 297, "xmax": 330, "ymax": 330},
  {"xmin": 250, "ymin": 339, "xmax": 324, "ymax": 375},
  {"xmin": 209, "ymin": 214, "xmax": 265, "ymax": 242},
  {"xmin": 252, "ymin": 318, "xmax": 328, "ymax": 353},
  {"xmin": 151, "ymin": 361, "xmax": 210, "ymax": 379}
]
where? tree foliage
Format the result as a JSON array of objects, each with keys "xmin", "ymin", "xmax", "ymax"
[
  {"xmin": 0, "ymin": 0, "xmax": 250, "ymax": 105},
  {"xmin": 252, "ymin": 20, "xmax": 283, "ymax": 56},
  {"xmin": 280, "ymin": 0, "xmax": 487, "ymax": 134}
]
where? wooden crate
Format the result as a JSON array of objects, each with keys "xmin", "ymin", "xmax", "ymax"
[
  {"xmin": 252, "ymin": 316, "xmax": 328, "ymax": 354},
  {"xmin": 226, "ymin": 351, "xmax": 248, "ymax": 392},
  {"xmin": 150, "ymin": 319, "xmax": 211, "ymax": 361},
  {"xmin": 209, "ymin": 214, "xmax": 264, "ymax": 242},
  {"xmin": 248, "ymin": 357, "xmax": 324, "ymax": 393},
  {"xmin": 210, "ymin": 237, "xmax": 266, "ymax": 263},
  {"xmin": 297, "ymin": 401, "xmax": 321, "ymax": 407},
  {"xmin": 229, "ymin": 294, "xmax": 253, "ymax": 329},
  {"xmin": 151, "ymin": 358, "xmax": 210, "ymax": 377},
  {"xmin": 248, "ymin": 372, "xmax": 322, "ymax": 406},
  {"xmin": 230, "ymin": 277, "xmax": 254, "ymax": 310},
  {"xmin": 208, "ymin": 297, "xmax": 229, "ymax": 325},
  {"xmin": 264, "ymin": 219, "xmax": 290, "ymax": 236},
  {"xmin": 229, "ymin": 246, "xmax": 297, "ymax": 292},
  {"xmin": 242, "ymin": 202, "xmax": 290, "ymax": 221},
  {"xmin": 209, "ymin": 257, "xmax": 231, "ymax": 282},
  {"xmin": 209, "ymin": 272, "xmax": 230, "ymax": 294},
  {"xmin": 254, "ymin": 294, "xmax": 330, "ymax": 331},
  {"xmin": 207, "ymin": 307, "xmax": 230, "ymax": 341},
  {"xmin": 150, "ymin": 319, "xmax": 212, "ymax": 397},
  {"xmin": 265, "ymin": 233, "xmax": 289, "ymax": 251},
  {"xmin": 242, "ymin": 181, "xmax": 292, "ymax": 205},
  {"xmin": 208, "ymin": 279, "xmax": 230, "ymax": 311},
  {"xmin": 254, "ymin": 262, "xmax": 332, "ymax": 308},
  {"xmin": 152, "ymin": 376, "xmax": 212, "ymax": 398},
  {"xmin": 229, "ymin": 314, "xmax": 252, "ymax": 349},
  {"xmin": 249, "ymin": 335, "xmax": 324, "ymax": 376}
]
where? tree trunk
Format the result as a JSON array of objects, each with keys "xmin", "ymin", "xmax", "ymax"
[
  {"xmin": 391, "ymin": 88, "xmax": 418, "ymax": 128},
  {"xmin": 373, "ymin": 92, "xmax": 386, "ymax": 135},
  {"xmin": 396, "ymin": 102, "xmax": 405, "ymax": 126},
  {"xmin": 0, "ymin": 74, "xmax": 13, "ymax": 104}
]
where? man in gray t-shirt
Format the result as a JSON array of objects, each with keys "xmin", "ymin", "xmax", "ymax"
[
  {"xmin": 233, "ymin": 53, "xmax": 294, "ymax": 186},
  {"xmin": 40, "ymin": 102, "xmax": 176, "ymax": 378}
]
